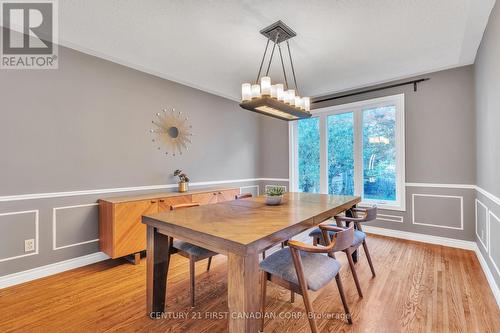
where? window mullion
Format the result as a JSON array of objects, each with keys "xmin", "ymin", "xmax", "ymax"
[
  {"xmin": 319, "ymin": 114, "xmax": 328, "ymax": 194},
  {"xmin": 354, "ymin": 109, "xmax": 363, "ymax": 198}
]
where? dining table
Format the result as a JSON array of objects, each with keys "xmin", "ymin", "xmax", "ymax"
[{"xmin": 142, "ymin": 192, "xmax": 360, "ymax": 332}]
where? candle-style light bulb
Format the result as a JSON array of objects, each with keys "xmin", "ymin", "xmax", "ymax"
[
  {"xmin": 303, "ymin": 97, "xmax": 311, "ymax": 112},
  {"xmin": 276, "ymin": 84, "xmax": 284, "ymax": 101},
  {"xmin": 260, "ymin": 76, "xmax": 271, "ymax": 96},
  {"xmin": 251, "ymin": 84, "xmax": 261, "ymax": 99},
  {"xmin": 270, "ymin": 85, "xmax": 277, "ymax": 98},
  {"xmin": 241, "ymin": 83, "xmax": 251, "ymax": 101},
  {"xmin": 288, "ymin": 90, "xmax": 296, "ymax": 106}
]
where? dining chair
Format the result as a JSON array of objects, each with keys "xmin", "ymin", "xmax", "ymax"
[
  {"xmin": 170, "ymin": 203, "xmax": 217, "ymax": 307},
  {"xmin": 308, "ymin": 207, "xmax": 377, "ymax": 297},
  {"xmin": 260, "ymin": 225, "xmax": 355, "ymax": 332}
]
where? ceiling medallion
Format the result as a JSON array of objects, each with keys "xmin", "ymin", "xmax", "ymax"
[
  {"xmin": 150, "ymin": 108, "xmax": 193, "ymax": 156},
  {"xmin": 240, "ymin": 20, "xmax": 312, "ymax": 121}
]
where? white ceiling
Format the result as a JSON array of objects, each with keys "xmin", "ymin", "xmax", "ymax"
[{"xmin": 57, "ymin": 0, "xmax": 495, "ymax": 101}]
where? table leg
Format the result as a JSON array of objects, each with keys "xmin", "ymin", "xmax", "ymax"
[
  {"xmin": 146, "ymin": 226, "xmax": 172, "ymax": 318},
  {"xmin": 345, "ymin": 207, "xmax": 359, "ymax": 263},
  {"xmin": 227, "ymin": 253, "xmax": 260, "ymax": 332}
]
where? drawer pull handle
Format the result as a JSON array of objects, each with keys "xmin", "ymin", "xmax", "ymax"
[
  {"xmin": 159, "ymin": 200, "xmax": 165, "ymax": 203},
  {"xmin": 218, "ymin": 192, "xmax": 222, "ymax": 194},
  {"xmin": 151, "ymin": 201, "xmax": 157, "ymax": 204}
]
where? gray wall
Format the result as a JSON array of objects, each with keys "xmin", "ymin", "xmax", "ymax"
[
  {"xmin": 474, "ymin": 1, "xmax": 500, "ymax": 287},
  {"xmin": 258, "ymin": 66, "xmax": 477, "ymax": 241},
  {"xmin": 0, "ymin": 40, "xmax": 264, "ymax": 276}
]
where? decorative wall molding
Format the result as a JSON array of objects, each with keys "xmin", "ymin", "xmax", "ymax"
[
  {"xmin": 412, "ymin": 193, "xmax": 464, "ymax": 230},
  {"xmin": 475, "ymin": 199, "xmax": 489, "ymax": 252},
  {"xmin": 52, "ymin": 203, "xmax": 100, "ymax": 251},
  {"xmin": 0, "ymin": 210, "xmax": 39, "ymax": 263},
  {"xmin": 363, "ymin": 225, "xmax": 475, "ymax": 250},
  {"xmin": 239, "ymin": 185, "xmax": 259, "ymax": 196},
  {"xmin": 488, "ymin": 211, "xmax": 500, "ymax": 280},
  {"xmin": 376, "ymin": 213, "xmax": 404, "ymax": 223},
  {"xmin": 0, "ymin": 178, "xmax": 290, "ymax": 202},
  {"xmin": 0, "ymin": 252, "xmax": 109, "ymax": 289},
  {"xmin": 405, "ymin": 182, "xmax": 475, "ymax": 189},
  {"xmin": 476, "ymin": 186, "xmax": 500, "ymax": 207}
]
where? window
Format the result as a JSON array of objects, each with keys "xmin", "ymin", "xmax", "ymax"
[
  {"xmin": 297, "ymin": 117, "xmax": 320, "ymax": 193},
  {"xmin": 290, "ymin": 94, "xmax": 405, "ymax": 211}
]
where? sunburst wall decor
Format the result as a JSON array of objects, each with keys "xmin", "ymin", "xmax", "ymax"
[{"xmin": 150, "ymin": 108, "xmax": 193, "ymax": 156}]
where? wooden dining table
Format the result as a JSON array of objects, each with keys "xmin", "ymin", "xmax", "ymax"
[{"xmin": 142, "ymin": 192, "xmax": 360, "ymax": 332}]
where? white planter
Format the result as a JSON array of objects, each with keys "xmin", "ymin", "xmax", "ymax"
[{"xmin": 265, "ymin": 195, "xmax": 283, "ymax": 206}]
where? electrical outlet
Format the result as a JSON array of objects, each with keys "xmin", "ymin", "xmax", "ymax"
[{"xmin": 25, "ymin": 239, "xmax": 35, "ymax": 252}]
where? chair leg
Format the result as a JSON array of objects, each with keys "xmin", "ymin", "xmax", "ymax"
[
  {"xmin": 206, "ymin": 256, "xmax": 212, "ymax": 271},
  {"xmin": 345, "ymin": 249, "xmax": 363, "ymax": 298},
  {"xmin": 362, "ymin": 240, "xmax": 376, "ymax": 277},
  {"xmin": 312, "ymin": 237, "xmax": 318, "ymax": 246},
  {"xmin": 189, "ymin": 257, "xmax": 195, "ymax": 307},
  {"xmin": 335, "ymin": 274, "xmax": 352, "ymax": 324},
  {"xmin": 290, "ymin": 249, "xmax": 318, "ymax": 333},
  {"xmin": 262, "ymin": 251, "xmax": 266, "ymax": 260},
  {"xmin": 290, "ymin": 290, "xmax": 295, "ymax": 303},
  {"xmin": 260, "ymin": 271, "xmax": 267, "ymax": 332}
]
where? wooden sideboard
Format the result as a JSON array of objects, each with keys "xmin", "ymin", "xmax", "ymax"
[{"xmin": 98, "ymin": 187, "xmax": 240, "ymax": 262}]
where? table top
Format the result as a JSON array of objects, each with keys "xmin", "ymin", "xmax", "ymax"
[{"xmin": 142, "ymin": 192, "xmax": 360, "ymax": 255}]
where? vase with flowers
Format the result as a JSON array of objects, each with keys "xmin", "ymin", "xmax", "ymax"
[{"xmin": 174, "ymin": 169, "xmax": 190, "ymax": 193}]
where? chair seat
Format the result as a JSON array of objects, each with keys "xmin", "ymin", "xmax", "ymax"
[
  {"xmin": 173, "ymin": 240, "xmax": 216, "ymax": 258},
  {"xmin": 309, "ymin": 224, "xmax": 366, "ymax": 246},
  {"xmin": 259, "ymin": 248, "xmax": 341, "ymax": 291}
]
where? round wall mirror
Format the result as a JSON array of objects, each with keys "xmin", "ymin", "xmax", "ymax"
[
  {"xmin": 168, "ymin": 126, "xmax": 179, "ymax": 138},
  {"xmin": 150, "ymin": 108, "xmax": 193, "ymax": 156}
]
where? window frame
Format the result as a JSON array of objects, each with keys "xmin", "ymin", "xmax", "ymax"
[{"xmin": 289, "ymin": 94, "xmax": 406, "ymax": 211}]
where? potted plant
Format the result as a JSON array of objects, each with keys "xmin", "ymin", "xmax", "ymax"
[
  {"xmin": 174, "ymin": 169, "xmax": 190, "ymax": 193},
  {"xmin": 265, "ymin": 185, "xmax": 285, "ymax": 205}
]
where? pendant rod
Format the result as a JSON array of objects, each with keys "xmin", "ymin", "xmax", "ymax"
[
  {"xmin": 286, "ymin": 40, "xmax": 299, "ymax": 95},
  {"xmin": 277, "ymin": 42, "xmax": 289, "ymax": 90},
  {"xmin": 255, "ymin": 37, "xmax": 271, "ymax": 84},
  {"xmin": 265, "ymin": 33, "xmax": 280, "ymax": 76},
  {"xmin": 312, "ymin": 78, "xmax": 430, "ymax": 104}
]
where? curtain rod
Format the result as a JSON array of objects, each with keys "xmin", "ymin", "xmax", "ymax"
[{"xmin": 312, "ymin": 78, "xmax": 430, "ymax": 104}]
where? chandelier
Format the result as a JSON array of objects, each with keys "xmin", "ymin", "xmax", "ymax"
[{"xmin": 240, "ymin": 21, "xmax": 311, "ymax": 121}]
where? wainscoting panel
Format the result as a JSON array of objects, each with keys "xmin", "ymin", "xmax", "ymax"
[
  {"xmin": 488, "ymin": 211, "xmax": 500, "ymax": 278},
  {"xmin": 376, "ymin": 214, "xmax": 404, "ymax": 223},
  {"xmin": 52, "ymin": 204, "xmax": 99, "ymax": 251},
  {"xmin": 476, "ymin": 199, "xmax": 489, "ymax": 252},
  {"xmin": 412, "ymin": 194, "xmax": 463, "ymax": 230},
  {"xmin": 239, "ymin": 185, "xmax": 259, "ymax": 197},
  {"xmin": 0, "ymin": 210, "xmax": 39, "ymax": 262}
]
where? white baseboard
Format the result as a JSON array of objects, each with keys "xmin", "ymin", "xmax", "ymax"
[
  {"xmin": 474, "ymin": 245, "xmax": 500, "ymax": 307},
  {"xmin": 0, "ymin": 252, "xmax": 110, "ymax": 289},
  {"xmin": 363, "ymin": 226, "xmax": 476, "ymax": 250},
  {"xmin": 364, "ymin": 225, "xmax": 500, "ymax": 308}
]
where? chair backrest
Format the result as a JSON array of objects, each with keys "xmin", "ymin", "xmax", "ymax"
[
  {"xmin": 235, "ymin": 193, "xmax": 253, "ymax": 200},
  {"xmin": 363, "ymin": 206, "xmax": 377, "ymax": 222},
  {"xmin": 318, "ymin": 225, "xmax": 354, "ymax": 253},
  {"xmin": 170, "ymin": 203, "xmax": 200, "ymax": 211},
  {"xmin": 330, "ymin": 226, "xmax": 354, "ymax": 252}
]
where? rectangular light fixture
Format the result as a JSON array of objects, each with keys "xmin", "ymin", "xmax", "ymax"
[{"xmin": 239, "ymin": 96, "xmax": 311, "ymax": 121}]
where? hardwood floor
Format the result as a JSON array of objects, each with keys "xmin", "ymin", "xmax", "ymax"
[{"xmin": 1, "ymin": 234, "xmax": 499, "ymax": 333}]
